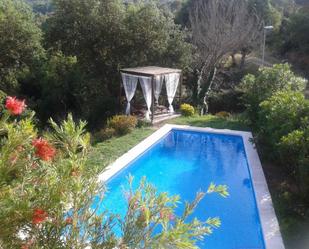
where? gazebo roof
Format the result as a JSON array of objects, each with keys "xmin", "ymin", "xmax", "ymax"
[{"xmin": 120, "ymin": 66, "xmax": 181, "ymax": 77}]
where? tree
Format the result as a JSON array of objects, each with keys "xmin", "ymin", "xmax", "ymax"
[
  {"xmin": 189, "ymin": 0, "xmax": 262, "ymax": 114},
  {"xmin": 281, "ymin": 7, "xmax": 309, "ymax": 54},
  {"xmin": 0, "ymin": 0, "xmax": 44, "ymax": 94},
  {"xmin": 123, "ymin": 2, "xmax": 192, "ymax": 69}
]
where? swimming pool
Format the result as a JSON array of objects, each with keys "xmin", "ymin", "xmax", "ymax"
[{"xmin": 97, "ymin": 125, "xmax": 285, "ymax": 249}]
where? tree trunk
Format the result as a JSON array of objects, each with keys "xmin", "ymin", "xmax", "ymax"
[
  {"xmin": 201, "ymin": 67, "xmax": 217, "ymax": 115},
  {"xmin": 240, "ymin": 50, "xmax": 246, "ymax": 69},
  {"xmin": 231, "ymin": 54, "xmax": 236, "ymax": 67}
]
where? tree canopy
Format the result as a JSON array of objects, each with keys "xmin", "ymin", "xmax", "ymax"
[{"xmin": 0, "ymin": 0, "xmax": 43, "ymax": 94}]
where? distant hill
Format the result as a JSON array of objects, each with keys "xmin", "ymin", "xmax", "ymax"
[
  {"xmin": 295, "ymin": 0, "xmax": 309, "ymax": 5},
  {"xmin": 25, "ymin": 0, "xmax": 53, "ymax": 14}
]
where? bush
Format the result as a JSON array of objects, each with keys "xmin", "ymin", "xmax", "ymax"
[
  {"xmin": 137, "ymin": 118, "xmax": 151, "ymax": 128},
  {"xmin": 258, "ymin": 91, "xmax": 309, "ymax": 148},
  {"xmin": 279, "ymin": 123, "xmax": 309, "ymax": 194},
  {"xmin": 92, "ymin": 127, "xmax": 116, "ymax": 143},
  {"xmin": 208, "ymin": 89, "xmax": 245, "ymax": 114},
  {"xmin": 180, "ymin": 103, "xmax": 195, "ymax": 116},
  {"xmin": 240, "ymin": 64, "xmax": 307, "ymax": 125},
  {"xmin": 215, "ymin": 111, "xmax": 231, "ymax": 118},
  {"xmin": 107, "ymin": 115, "xmax": 137, "ymax": 136}
]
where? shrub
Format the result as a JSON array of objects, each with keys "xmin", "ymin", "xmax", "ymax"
[
  {"xmin": 240, "ymin": 64, "xmax": 307, "ymax": 124},
  {"xmin": 107, "ymin": 115, "xmax": 137, "ymax": 136},
  {"xmin": 180, "ymin": 103, "xmax": 195, "ymax": 116},
  {"xmin": 93, "ymin": 127, "xmax": 116, "ymax": 142},
  {"xmin": 258, "ymin": 91, "xmax": 309, "ymax": 148},
  {"xmin": 208, "ymin": 89, "xmax": 245, "ymax": 114},
  {"xmin": 0, "ymin": 96, "xmax": 228, "ymax": 248},
  {"xmin": 279, "ymin": 123, "xmax": 309, "ymax": 194},
  {"xmin": 137, "ymin": 118, "xmax": 151, "ymax": 128},
  {"xmin": 215, "ymin": 111, "xmax": 231, "ymax": 118}
]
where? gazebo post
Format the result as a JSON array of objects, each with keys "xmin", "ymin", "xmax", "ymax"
[
  {"xmin": 118, "ymin": 78, "xmax": 122, "ymax": 112},
  {"xmin": 151, "ymin": 75, "xmax": 155, "ymax": 123},
  {"xmin": 179, "ymin": 72, "xmax": 183, "ymax": 107}
]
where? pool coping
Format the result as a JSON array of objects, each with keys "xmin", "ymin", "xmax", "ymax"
[{"xmin": 98, "ymin": 124, "xmax": 285, "ymax": 249}]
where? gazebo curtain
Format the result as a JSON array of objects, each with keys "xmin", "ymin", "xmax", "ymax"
[
  {"xmin": 121, "ymin": 72, "xmax": 180, "ymax": 118},
  {"xmin": 121, "ymin": 73, "xmax": 138, "ymax": 115},
  {"xmin": 154, "ymin": 75, "xmax": 164, "ymax": 105},
  {"xmin": 139, "ymin": 76, "xmax": 152, "ymax": 120},
  {"xmin": 165, "ymin": 73, "xmax": 180, "ymax": 113}
]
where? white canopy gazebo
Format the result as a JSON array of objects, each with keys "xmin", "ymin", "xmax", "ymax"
[{"xmin": 120, "ymin": 66, "xmax": 182, "ymax": 123}]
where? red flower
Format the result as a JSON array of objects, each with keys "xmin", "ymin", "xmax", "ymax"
[
  {"xmin": 32, "ymin": 208, "xmax": 48, "ymax": 225},
  {"xmin": 5, "ymin": 96, "xmax": 26, "ymax": 115},
  {"xmin": 32, "ymin": 138, "xmax": 56, "ymax": 161},
  {"xmin": 21, "ymin": 239, "xmax": 34, "ymax": 249},
  {"xmin": 168, "ymin": 213, "xmax": 175, "ymax": 221},
  {"xmin": 65, "ymin": 217, "xmax": 73, "ymax": 225}
]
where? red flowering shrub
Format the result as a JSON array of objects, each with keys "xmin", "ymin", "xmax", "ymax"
[
  {"xmin": 5, "ymin": 96, "xmax": 26, "ymax": 115},
  {"xmin": 32, "ymin": 138, "xmax": 56, "ymax": 161},
  {"xmin": 32, "ymin": 208, "xmax": 48, "ymax": 225}
]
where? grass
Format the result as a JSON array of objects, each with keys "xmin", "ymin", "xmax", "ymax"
[
  {"xmin": 166, "ymin": 114, "xmax": 249, "ymax": 131},
  {"xmin": 88, "ymin": 127, "xmax": 155, "ymax": 173},
  {"xmin": 89, "ymin": 114, "xmax": 248, "ymax": 173}
]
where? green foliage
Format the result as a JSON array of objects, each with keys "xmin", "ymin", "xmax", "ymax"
[
  {"xmin": 280, "ymin": 7, "xmax": 309, "ymax": 54},
  {"xmin": 124, "ymin": 2, "xmax": 192, "ymax": 69},
  {"xmin": 26, "ymin": 0, "xmax": 54, "ymax": 14},
  {"xmin": 249, "ymin": 0, "xmax": 282, "ymax": 30},
  {"xmin": 107, "ymin": 115, "xmax": 138, "ymax": 136},
  {"xmin": 0, "ymin": 102, "xmax": 227, "ymax": 248},
  {"xmin": 279, "ymin": 123, "xmax": 309, "ymax": 194},
  {"xmin": 240, "ymin": 64, "xmax": 307, "ymax": 125},
  {"xmin": 215, "ymin": 111, "xmax": 231, "ymax": 119},
  {"xmin": 0, "ymin": 0, "xmax": 43, "ymax": 94},
  {"xmin": 31, "ymin": 52, "xmax": 87, "ymax": 123},
  {"xmin": 137, "ymin": 118, "xmax": 152, "ymax": 128},
  {"xmin": 258, "ymin": 90, "xmax": 309, "ymax": 148},
  {"xmin": 180, "ymin": 103, "xmax": 195, "ymax": 116},
  {"xmin": 208, "ymin": 89, "xmax": 245, "ymax": 114},
  {"xmin": 93, "ymin": 127, "xmax": 116, "ymax": 143}
]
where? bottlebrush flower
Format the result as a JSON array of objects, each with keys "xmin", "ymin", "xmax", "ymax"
[
  {"xmin": 65, "ymin": 217, "xmax": 73, "ymax": 225},
  {"xmin": 32, "ymin": 138, "xmax": 56, "ymax": 161},
  {"xmin": 5, "ymin": 96, "xmax": 26, "ymax": 115},
  {"xmin": 32, "ymin": 208, "xmax": 48, "ymax": 225}
]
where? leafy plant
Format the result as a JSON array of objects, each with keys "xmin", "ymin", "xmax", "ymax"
[
  {"xmin": 107, "ymin": 115, "xmax": 138, "ymax": 136},
  {"xmin": 258, "ymin": 90, "xmax": 309, "ymax": 150},
  {"xmin": 279, "ymin": 122, "xmax": 309, "ymax": 195},
  {"xmin": 215, "ymin": 111, "xmax": 230, "ymax": 119},
  {"xmin": 240, "ymin": 64, "xmax": 307, "ymax": 125},
  {"xmin": 0, "ymin": 0, "xmax": 43, "ymax": 94},
  {"xmin": 180, "ymin": 103, "xmax": 195, "ymax": 116}
]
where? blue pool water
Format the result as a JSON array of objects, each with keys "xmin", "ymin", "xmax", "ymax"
[{"xmin": 96, "ymin": 129, "xmax": 265, "ymax": 249}]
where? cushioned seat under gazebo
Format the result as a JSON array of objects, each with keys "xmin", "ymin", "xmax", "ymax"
[{"xmin": 120, "ymin": 66, "xmax": 182, "ymax": 123}]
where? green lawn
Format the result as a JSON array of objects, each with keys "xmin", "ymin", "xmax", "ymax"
[
  {"xmin": 89, "ymin": 114, "xmax": 248, "ymax": 173},
  {"xmin": 166, "ymin": 114, "xmax": 249, "ymax": 131}
]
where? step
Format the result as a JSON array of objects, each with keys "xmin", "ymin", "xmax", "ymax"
[{"xmin": 153, "ymin": 113, "xmax": 181, "ymax": 124}]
